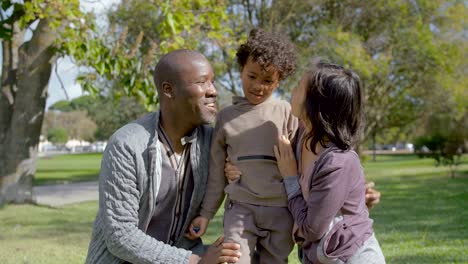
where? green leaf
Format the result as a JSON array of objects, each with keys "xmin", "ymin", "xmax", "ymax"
[{"xmin": 166, "ymin": 13, "xmax": 176, "ymax": 34}]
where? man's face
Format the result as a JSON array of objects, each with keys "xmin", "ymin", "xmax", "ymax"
[
  {"xmin": 240, "ymin": 57, "xmax": 280, "ymax": 105},
  {"xmin": 174, "ymin": 57, "xmax": 217, "ymax": 125}
]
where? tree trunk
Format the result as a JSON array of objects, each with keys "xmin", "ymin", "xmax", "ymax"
[{"xmin": 0, "ymin": 19, "xmax": 56, "ymax": 206}]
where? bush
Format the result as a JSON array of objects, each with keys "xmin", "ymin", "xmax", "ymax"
[
  {"xmin": 414, "ymin": 134, "xmax": 463, "ymax": 177},
  {"xmin": 47, "ymin": 128, "xmax": 68, "ymax": 145}
]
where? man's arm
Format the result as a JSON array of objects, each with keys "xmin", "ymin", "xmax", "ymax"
[{"xmin": 98, "ymin": 137, "xmax": 191, "ymax": 263}]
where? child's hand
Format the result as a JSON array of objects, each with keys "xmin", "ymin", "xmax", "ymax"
[
  {"xmin": 186, "ymin": 216, "xmax": 209, "ymax": 240},
  {"xmin": 274, "ymin": 135, "xmax": 298, "ymax": 178},
  {"xmin": 365, "ymin": 182, "xmax": 381, "ymax": 209},
  {"xmin": 225, "ymin": 157, "xmax": 242, "ymax": 183}
]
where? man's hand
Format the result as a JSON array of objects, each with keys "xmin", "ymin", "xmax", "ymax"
[
  {"xmin": 365, "ymin": 182, "xmax": 381, "ymax": 209},
  {"xmin": 199, "ymin": 236, "xmax": 241, "ymax": 264},
  {"xmin": 186, "ymin": 216, "xmax": 209, "ymax": 240},
  {"xmin": 225, "ymin": 158, "xmax": 242, "ymax": 183}
]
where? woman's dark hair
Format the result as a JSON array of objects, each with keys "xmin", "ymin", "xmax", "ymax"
[
  {"xmin": 303, "ymin": 61, "xmax": 364, "ymax": 153},
  {"xmin": 236, "ymin": 28, "xmax": 296, "ymax": 80}
]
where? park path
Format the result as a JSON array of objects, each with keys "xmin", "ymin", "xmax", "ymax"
[{"xmin": 33, "ymin": 181, "xmax": 98, "ymax": 207}]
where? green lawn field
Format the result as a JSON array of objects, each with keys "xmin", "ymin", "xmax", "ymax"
[
  {"xmin": 1, "ymin": 154, "xmax": 467, "ymax": 263},
  {"xmin": 34, "ymin": 153, "xmax": 102, "ymax": 185}
]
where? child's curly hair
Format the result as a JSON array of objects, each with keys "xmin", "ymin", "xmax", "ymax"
[{"xmin": 236, "ymin": 28, "xmax": 296, "ymax": 80}]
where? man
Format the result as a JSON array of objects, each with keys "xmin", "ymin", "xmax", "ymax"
[{"xmin": 86, "ymin": 49, "xmax": 241, "ymax": 264}]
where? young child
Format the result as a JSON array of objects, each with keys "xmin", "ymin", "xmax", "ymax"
[
  {"xmin": 188, "ymin": 28, "xmax": 298, "ymax": 263},
  {"xmin": 274, "ymin": 61, "xmax": 386, "ymax": 263}
]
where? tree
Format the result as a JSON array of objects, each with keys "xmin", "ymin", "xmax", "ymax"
[
  {"xmin": 72, "ymin": 0, "xmax": 236, "ymax": 109},
  {"xmin": 47, "ymin": 128, "xmax": 68, "ymax": 145},
  {"xmin": 0, "ymin": 0, "xmax": 91, "ymax": 205},
  {"xmin": 414, "ymin": 109, "xmax": 467, "ymax": 178},
  {"xmin": 0, "ymin": 0, "xmax": 233, "ymax": 205},
  {"xmin": 42, "ymin": 110, "xmax": 97, "ymax": 142},
  {"xmin": 225, "ymin": 0, "xmax": 467, "ymax": 156},
  {"xmin": 48, "ymin": 95, "xmax": 148, "ymax": 140}
]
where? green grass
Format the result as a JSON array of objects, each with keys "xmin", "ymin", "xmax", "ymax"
[
  {"xmin": 0, "ymin": 202, "xmax": 97, "ymax": 264},
  {"xmin": 35, "ymin": 153, "xmax": 102, "ymax": 185},
  {"xmin": 1, "ymin": 154, "xmax": 467, "ymax": 263}
]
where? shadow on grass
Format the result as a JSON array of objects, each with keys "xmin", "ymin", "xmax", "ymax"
[{"xmin": 1, "ymin": 202, "xmax": 98, "ymax": 241}]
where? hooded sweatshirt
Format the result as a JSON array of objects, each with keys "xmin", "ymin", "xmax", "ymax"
[{"xmin": 200, "ymin": 96, "xmax": 298, "ymax": 219}]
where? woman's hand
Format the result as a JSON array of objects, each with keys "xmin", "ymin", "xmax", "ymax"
[{"xmin": 273, "ymin": 135, "xmax": 298, "ymax": 178}]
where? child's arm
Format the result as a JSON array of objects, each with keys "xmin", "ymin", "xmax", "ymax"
[
  {"xmin": 186, "ymin": 216, "xmax": 210, "ymax": 240},
  {"xmin": 199, "ymin": 115, "xmax": 228, "ymax": 220},
  {"xmin": 365, "ymin": 182, "xmax": 381, "ymax": 208}
]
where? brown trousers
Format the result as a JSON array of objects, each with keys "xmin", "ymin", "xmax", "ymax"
[{"xmin": 224, "ymin": 201, "xmax": 294, "ymax": 264}]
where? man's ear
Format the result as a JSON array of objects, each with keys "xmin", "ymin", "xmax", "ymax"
[{"xmin": 162, "ymin": 82, "xmax": 174, "ymax": 98}]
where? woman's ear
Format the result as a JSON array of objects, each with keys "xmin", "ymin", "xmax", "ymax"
[{"xmin": 162, "ymin": 82, "xmax": 174, "ymax": 98}]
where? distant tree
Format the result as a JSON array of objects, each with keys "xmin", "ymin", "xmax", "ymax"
[
  {"xmin": 49, "ymin": 95, "xmax": 96, "ymax": 112},
  {"xmin": 91, "ymin": 96, "xmax": 148, "ymax": 140},
  {"xmin": 414, "ymin": 111, "xmax": 467, "ymax": 178},
  {"xmin": 47, "ymin": 128, "xmax": 68, "ymax": 145},
  {"xmin": 47, "ymin": 95, "xmax": 148, "ymax": 140},
  {"xmin": 42, "ymin": 111, "xmax": 97, "ymax": 142},
  {"xmin": 224, "ymin": 0, "xmax": 467, "ymax": 155},
  {"xmin": 48, "ymin": 100, "xmax": 74, "ymax": 112}
]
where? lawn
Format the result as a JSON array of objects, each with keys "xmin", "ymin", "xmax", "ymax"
[
  {"xmin": 34, "ymin": 153, "xmax": 102, "ymax": 186},
  {"xmin": 1, "ymin": 154, "xmax": 467, "ymax": 263}
]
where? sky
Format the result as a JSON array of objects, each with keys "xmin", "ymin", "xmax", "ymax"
[{"xmin": 46, "ymin": 0, "xmax": 120, "ymax": 108}]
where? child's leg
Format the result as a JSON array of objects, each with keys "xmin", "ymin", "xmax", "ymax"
[
  {"xmin": 224, "ymin": 201, "xmax": 259, "ymax": 264},
  {"xmin": 255, "ymin": 206, "xmax": 295, "ymax": 264},
  {"xmin": 345, "ymin": 233, "xmax": 386, "ymax": 264}
]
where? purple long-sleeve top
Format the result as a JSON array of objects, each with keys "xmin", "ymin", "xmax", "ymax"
[{"xmin": 283, "ymin": 129, "xmax": 373, "ymax": 263}]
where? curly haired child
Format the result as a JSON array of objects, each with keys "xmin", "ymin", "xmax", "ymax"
[{"xmin": 188, "ymin": 28, "xmax": 298, "ymax": 264}]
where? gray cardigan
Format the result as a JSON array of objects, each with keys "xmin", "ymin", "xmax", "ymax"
[{"xmin": 86, "ymin": 111, "xmax": 213, "ymax": 264}]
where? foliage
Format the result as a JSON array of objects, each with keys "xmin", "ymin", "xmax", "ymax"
[
  {"xmin": 62, "ymin": 0, "xmax": 238, "ymax": 109},
  {"xmin": 43, "ymin": 110, "xmax": 97, "ymax": 142},
  {"xmin": 226, "ymin": 0, "xmax": 467, "ymax": 145},
  {"xmin": 48, "ymin": 95, "xmax": 148, "ymax": 140},
  {"xmin": 47, "ymin": 127, "xmax": 68, "ymax": 145},
  {"xmin": 414, "ymin": 135, "xmax": 463, "ymax": 177},
  {"xmin": 413, "ymin": 112, "xmax": 467, "ymax": 177}
]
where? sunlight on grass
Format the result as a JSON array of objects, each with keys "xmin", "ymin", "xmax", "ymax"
[{"xmin": 35, "ymin": 153, "xmax": 102, "ymax": 185}]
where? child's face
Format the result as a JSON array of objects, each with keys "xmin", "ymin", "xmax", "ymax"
[
  {"xmin": 240, "ymin": 57, "xmax": 280, "ymax": 105},
  {"xmin": 291, "ymin": 74, "xmax": 308, "ymax": 120}
]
